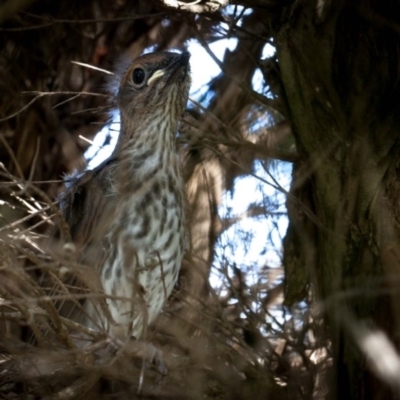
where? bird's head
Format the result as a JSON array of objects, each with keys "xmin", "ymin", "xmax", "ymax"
[{"xmin": 118, "ymin": 51, "xmax": 191, "ymax": 123}]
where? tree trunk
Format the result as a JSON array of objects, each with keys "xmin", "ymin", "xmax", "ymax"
[{"xmin": 279, "ymin": 1, "xmax": 400, "ymax": 398}]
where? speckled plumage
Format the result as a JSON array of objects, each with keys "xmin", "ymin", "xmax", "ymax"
[{"xmin": 59, "ymin": 51, "xmax": 191, "ymax": 340}]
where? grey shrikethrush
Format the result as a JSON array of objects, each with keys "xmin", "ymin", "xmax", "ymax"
[{"xmin": 58, "ymin": 51, "xmax": 191, "ymax": 341}]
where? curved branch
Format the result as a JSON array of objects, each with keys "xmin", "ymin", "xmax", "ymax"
[{"xmin": 159, "ymin": 0, "xmax": 228, "ymax": 13}]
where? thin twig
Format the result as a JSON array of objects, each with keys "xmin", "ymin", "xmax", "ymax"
[{"xmin": 71, "ymin": 61, "xmax": 113, "ymax": 75}]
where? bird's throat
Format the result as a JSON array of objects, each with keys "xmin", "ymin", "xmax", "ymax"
[{"xmin": 112, "ymin": 113, "xmax": 181, "ymax": 193}]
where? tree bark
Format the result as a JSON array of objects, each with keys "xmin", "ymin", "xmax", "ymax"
[{"xmin": 279, "ymin": 1, "xmax": 400, "ymax": 398}]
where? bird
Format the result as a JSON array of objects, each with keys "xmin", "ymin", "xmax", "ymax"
[{"xmin": 57, "ymin": 51, "xmax": 191, "ymax": 342}]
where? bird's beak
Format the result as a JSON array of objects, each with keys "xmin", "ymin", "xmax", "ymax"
[{"xmin": 179, "ymin": 52, "xmax": 191, "ymax": 68}]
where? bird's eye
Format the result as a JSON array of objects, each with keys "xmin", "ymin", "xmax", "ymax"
[{"xmin": 132, "ymin": 68, "xmax": 145, "ymax": 85}]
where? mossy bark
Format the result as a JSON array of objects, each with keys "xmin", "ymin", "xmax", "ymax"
[{"xmin": 278, "ymin": 1, "xmax": 400, "ymax": 398}]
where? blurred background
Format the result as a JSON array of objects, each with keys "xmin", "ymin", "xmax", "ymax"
[{"xmin": 1, "ymin": 1, "xmax": 400, "ymax": 399}]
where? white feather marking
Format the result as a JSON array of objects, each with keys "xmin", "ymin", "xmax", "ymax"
[{"xmin": 147, "ymin": 69, "xmax": 165, "ymax": 86}]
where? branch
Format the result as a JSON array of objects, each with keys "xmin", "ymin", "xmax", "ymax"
[
  {"xmin": 185, "ymin": 102, "xmax": 297, "ymax": 163},
  {"xmin": 0, "ymin": 91, "xmax": 109, "ymax": 122},
  {"xmin": 159, "ymin": 0, "xmax": 228, "ymax": 13}
]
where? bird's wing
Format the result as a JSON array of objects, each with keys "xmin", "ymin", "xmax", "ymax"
[
  {"xmin": 52, "ymin": 159, "xmax": 119, "ymax": 327},
  {"xmin": 59, "ymin": 158, "xmax": 118, "ymax": 265}
]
